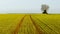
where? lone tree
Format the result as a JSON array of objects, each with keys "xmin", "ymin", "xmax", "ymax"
[{"xmin": 41, "ymin": 4, "xmax": 49, "ymax": 14}]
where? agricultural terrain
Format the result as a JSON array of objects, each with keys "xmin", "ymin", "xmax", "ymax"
[{"xmin": 0, "ymin": 14, "xmax": 60, "ymax": 34}]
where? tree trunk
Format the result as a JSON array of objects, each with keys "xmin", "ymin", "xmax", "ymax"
[{"xmin": 43, "ymin": 10, "xmax": 48, "ymax": 14}]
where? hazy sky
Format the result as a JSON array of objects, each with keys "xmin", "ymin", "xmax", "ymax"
[{"xmin": 0, "ymin": 0, "xmax": 60, "ymax": 13}]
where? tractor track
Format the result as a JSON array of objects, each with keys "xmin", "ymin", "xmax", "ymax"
[
  {"xmin": 30, "ymin": 15, "xmax": 44, "ymax": 34},
  {"xmin": 12, "ymin": 15, "xmax": 58, "ymax": 34},
  {"xmin": 12, "ymin": 15, "xmax": 26, "ymax": 34}
]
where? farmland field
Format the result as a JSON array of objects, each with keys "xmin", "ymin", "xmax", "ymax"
[{"xmin": 0, "ymin": 14, "xmax": 60, "ymax": 34}]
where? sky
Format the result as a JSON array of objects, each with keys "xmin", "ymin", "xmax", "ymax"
[{"xmin": 0, "ymin": 0, "xmax": 60, "ymax": 13}]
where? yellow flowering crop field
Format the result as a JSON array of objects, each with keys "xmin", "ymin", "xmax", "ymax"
[{"xmin": 0, "ymin": 14, "xmax": 60, "ymax": 34}]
